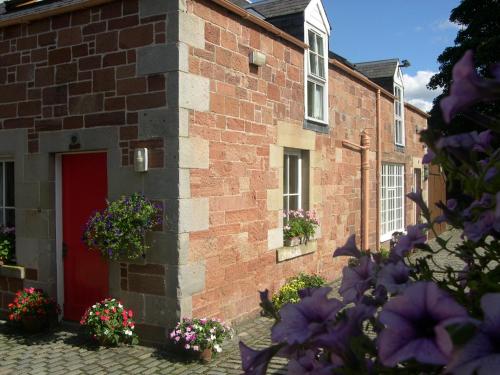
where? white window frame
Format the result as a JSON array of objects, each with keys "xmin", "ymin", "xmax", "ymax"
[
  {"xmin": 394, "ymin": 84, "xmax": 405, "ymax": 146},
  {"xmin": 0, "ymin": 160, "xmax": 15, "ymax": 227},
  {"xmin": 305, "ymin": 26, "xmax": 328, "ymax": 124},
  {"xmin": 380, "ymin": 163, "xmax": 405, "ymax": 242},
  {"xmin": 283, "ymin": 149, "xmax": 303, "ymax": 213}
]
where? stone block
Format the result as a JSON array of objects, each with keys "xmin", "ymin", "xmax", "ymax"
[
  {"xmin": 139, "ymin": 0, "xmax": 181, "ymax": 18},
  {"xmin": 266, "ymin": 189, "xmax": 282, "ymax": 211},
  {"xmin": 178, "ymin": 198, "xmax": 208, "ymax": 233},
  {"xmin": 144, "ymin": 295, "xmax": 176, "ymax": 326},
  {"xmin": 23, "ymin": 153, "xmax": 49, "ymax": 183},
  {"xmin": 145, "ymin": 231, "xmax": 178, "ymax": 265},
  {"xmin": 119, "ymin": 291, "xmax": 145, "ymax": 321},
  {"xmin": 15, "ymin": 182, "xmax": 40, "ymax": 209},
  {"xmin": 269, "ymin": 144, "xmax": 283, "ymax": 168},
  {"xmin": 267, "ymin": 227, "xmax": 283, "ymax": 250},
  {"xmin": 277, "ymin": 121, "xmax": 316, "ymax": 150},
  {"xmin": 16, "ymin": 210, "xmax": 49, "ymax": 239},
  {"xmin": 179, "ymin": 137, "xmax": 209, "ymax": 169},
  {"xmin": 137, "ymin": 44, "xmax": 178, "ymax": 75},
  {"xmin": 178, "ymin": 12, "xmax": 205, "ymax": 49},
  {"xmin": 138, "ymin": 107, "xmax": 177, "ymax": 138},
  {"xmin": 178, "ymin": 72, "xmax": 209, "ymax": 112},
  {"xmin": 143, "ymin": 168, "xmax": 179, "ymax": 200},
  {"xmin": 175, "ymin": 262, "xmax": 205, "ymax": 297},
  {"xmin": 179, "ymin": 169, "xmax": 190, "ymax": 199}
]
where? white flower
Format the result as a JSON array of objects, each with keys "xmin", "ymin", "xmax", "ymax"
[
  {"xmin": 92, "ymin": 305, "xmax": 97, "ymax": 308},
  {"xmin": 214, "ymin": 344, "xmax": 222, "ymax": 353},
  {"xmin": 89, "ymin": 311, "xmax": 93, "ymax": 315},
  {"xmin": 125, "ymin": 330, "xmax": 133, "ymax": 336},
  {"xmin": 118, "ymin": 303, "xmax": 123, "ymax": 309},
  {"xmin": 210, "ymin": 335, "xmax": 216, "ymax": 341}
]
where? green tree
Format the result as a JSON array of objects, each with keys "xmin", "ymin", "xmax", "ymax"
[{"xmin": 425, "ymin": 0, "xmax": 500, "ymax": 138}]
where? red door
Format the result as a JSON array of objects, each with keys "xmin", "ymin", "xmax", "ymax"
[{"xmin": 62, "ymin": 153, "xmax": 109, "ymax": 321}]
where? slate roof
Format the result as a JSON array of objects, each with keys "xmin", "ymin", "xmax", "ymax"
[
  {"xmin": 228, "ymin": 0, "xmax": 311, "ymax": 19},
  {"xmin": 353, "ymin": 59, "xmax": 399, "ymax": 79}
]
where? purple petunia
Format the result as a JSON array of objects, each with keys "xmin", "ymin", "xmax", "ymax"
[
  {"xmin": 333, "ymin": 234, "xmax": 362, "ymax": 258},
  {"xmin": 446, "ymin": 293, "xmax": 500, "ymax": 375},
  {"xmin": 378, "ymin": 282, "xmax": 469, "ymax": 367},
  {"xmin": 240, "ymin": 342, "xmax": 277, "ymax": 375},
  {"xmin": 338, "ymin": 255, "xmax": 375, "ymax": 304},
  {"xmin": 440, "ymin": 50, "xmax": 500, "ymax": 123},
  {"xmin": 271, "ymin": 287, "xmax": 343, "ymax": 345},
  {"xmin": 287, "ymin": 350, "xmax": 337, "ymax": 375},
  {"xmin": 391, "ymin": 224, "xmax": 427, "ymax": 259},
  {"xmin": 376, "ymin": 261, "xmax": 411, "ymax": 295}
]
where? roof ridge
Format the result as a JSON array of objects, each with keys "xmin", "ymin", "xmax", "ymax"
[{"xmin": 354, "ymin": 58, "xmax": 399, "ymax": 65}]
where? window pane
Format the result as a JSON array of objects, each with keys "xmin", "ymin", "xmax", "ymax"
[
  {"xmin": 318, "ymin": 57, "xmax": 325, "ymax": 78},
  {"xmin": 307, "ymin": 81, "xmax": 315, "ymax": 118},
  {"xmin": 317, "ymin": 34, "xmax": 324, "ymax": 56},
  {"xmin": 0, "ymin": 208, "xmax": 3, "ymax": 226},
  {"xmin": 309, "ymin": 53, "xmax": 318, "ymax": 76},
  {"xmin": 289, "ymin": 195, "xmax": 299, "ymax": 211},
  {"xmin": 315, "ymin": 84, "xmax": 324, "ymax": 120},
  {"xmin": 288, "ymin": 155, "xmax": 299, "ymax": 194},
  {"xmin": 283, "ymin": 155, "xmax": 289, "ymax": 194},
  {"xmin": 283, "ymin": 196, "xmax": 288, "ymax": 213},
  {"xmin": 308, "ymin": 30, "xmax": 317, "ymax": 52},
  {"xmin": 5, "ymin": 208, "xmax": 14, "ymax": 227},
  {"xmin": 5, "ymin": 162, "xmax": 14, "ymax": 207}
]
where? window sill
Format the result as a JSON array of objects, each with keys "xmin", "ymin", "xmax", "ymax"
[
  {"xmin": 394, "ymin": 144, "xmax": 405, "ymax": 153},
  {"xmin": 0, "ymin": 264, "xmax": 25, "ymax": 279},
  {"xmin": 304, "ymin": 119, "xmax": 329, "ymax": 134},
  {"xmin": 277, "ymin": 240, "xmax": 317, "ymax": 263}
]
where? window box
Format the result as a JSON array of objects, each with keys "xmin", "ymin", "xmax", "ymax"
[
  {"xmin": 277, "ymin": 240, "xmax": 317, "ymax": 263},
  {"xmin": 0, "ymin": 264, "xmax": 25, "ymax": 279}
]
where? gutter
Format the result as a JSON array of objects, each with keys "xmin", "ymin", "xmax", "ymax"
[{"xmin": 211, "ymin": 0, "xmax": 308, "ymax": 49}]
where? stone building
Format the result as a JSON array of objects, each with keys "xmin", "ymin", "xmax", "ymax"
[{"xmin": 0, "ymin": 0, "xmax": 431, "ymax": 343}]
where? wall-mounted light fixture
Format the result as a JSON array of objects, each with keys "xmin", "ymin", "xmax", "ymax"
[
  {"xmin": 134, "ymin": 148, "xmax": 149, "ymax": 172},
  {"xmin": 249, "ymin": 51, "xmax": 266, "ymax": 67}
]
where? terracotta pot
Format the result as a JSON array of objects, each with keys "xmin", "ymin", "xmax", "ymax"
[
  {"xmin": 21, "ymin": 316, "xmax": 47, "ymax": 333},
  {"xmin": 284, "ymin": 236, "xmax": 301, "ymax": 247},
  {"xmin": 200, "ymin": 348, "xmax": 213, "ymax": 363}
]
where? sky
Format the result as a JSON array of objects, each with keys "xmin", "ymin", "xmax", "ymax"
[{"xmin": 323, "ymin": 0, "xmax": 462, "ymax": 111}]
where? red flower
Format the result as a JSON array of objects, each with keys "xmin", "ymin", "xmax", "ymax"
[
  {"xmin": 95, "ymin": 311, "xmax": 100, "ymax": 316},
  {"xmin": 128, "ymin": 310, "xmax": 133, "ymax": 318}
]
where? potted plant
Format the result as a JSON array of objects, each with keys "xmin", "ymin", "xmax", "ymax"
[
  {"xmin": 7, "ymin": 288, "xmax": 60, "ymax": 333},
  {"xmin": 169, "ymin": 318, "xmax": 233, "ymax": 363},
  {"xmin": 82, "ymin": 193, "xmax": 162, "ymax": 260},
  {"xmin": 0, "ymin": 226, "xmax": 15, "ymax": 265},
  {"xmin": 271, "ymin": 273, "xmax": 326, "ymax": 311},
  {"xmin": 80, "ymin": 298, "xmax": 138, "ymax": 346},
  {"xmin": 283, "ymin": 209, "xmax": 319, "ymax": 246}
]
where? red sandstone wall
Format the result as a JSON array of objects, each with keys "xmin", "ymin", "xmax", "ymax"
[{"xmin": 188, "ymin": 0, "xmax": 427, "ymax": 322}]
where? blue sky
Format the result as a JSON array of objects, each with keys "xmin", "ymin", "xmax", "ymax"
[{"xmin": 323, "ymin": 0, "xmax": 462, "ymax": 110}]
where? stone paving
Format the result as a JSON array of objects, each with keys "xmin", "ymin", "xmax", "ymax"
[
  {"xmin": 0, "ymin": 315, "xmax": 287, "ymax": 375},
  {"xmin": 0, "ymin": 230, "xmax": 463, "ymax": 375}
]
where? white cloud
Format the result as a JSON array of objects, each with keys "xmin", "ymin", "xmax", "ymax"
[
  {"xmin": 403, "ymin": 71, "xmax": 442, "ymax": 112},
  {"xmin": 434, "ymin": 20, "xmax": 462, "ymax": 31}
]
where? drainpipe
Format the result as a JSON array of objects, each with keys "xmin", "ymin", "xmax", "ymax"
[
  {"xmin": 376, "ymin": 89, "xmax": 381, "ymax": 252},
  {"xmin": 342, "ymin": 130, "xmax": 371, "ymax": 251}
]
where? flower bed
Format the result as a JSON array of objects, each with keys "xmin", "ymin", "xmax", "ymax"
[
  {"xmin": 283, "ymin": 209, "xmax": 319, "ymax": 245},
  {"xmin": 83, "ymin": 193, "xmax": 162, "ymax": 260},
  {"xmin": 8, "ymin": 288, "xmax": 60, "ymax": 333},
  {"xmin": 80, "ymin": 298, "xmax": 138, "ymax": 346},
  {"xmin": 170, "ymin": 318, "xmax": 233, "ymax": 362}
]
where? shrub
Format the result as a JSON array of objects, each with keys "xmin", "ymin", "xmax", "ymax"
[
  {"xmin": 283, "ymin": 210, "xmax": 319, "ymax": 243},
  {"xmin": 0, "ymin": 226, "xmax": 15, "ymax": 264},
  {"xmin": 83, "ymin": 193, "xmax": 162, "ymax": 260},
  {"xmin": 271, "ymin": 273, "xmax": 326, "ymax": 310},
  {"xmin": 80, "ymin": 298, "xmax": 138, "ymax": 346},
  {"xmin": 170, "ymin": 318, "xmax": 233, "ymax": 355},
  {"xmin": 8, "ymin": 288, "xmax": 60, "ymax": 329}
]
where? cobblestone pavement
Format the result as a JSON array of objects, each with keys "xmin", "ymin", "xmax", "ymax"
[
  {"xmin": 0, "ymin": 230, "xmax": 463, "ymax": 375},
  {"xmin": 0, "ymin": 314, "xmax": 290, "ymax": 375}
]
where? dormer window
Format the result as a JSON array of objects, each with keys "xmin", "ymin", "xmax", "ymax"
[
  {"xmin": 394, "ymin": 84, "xmax": 405, "ymax": 146},
  {"xmin": 306, "ymin": 29, "xmax": 328, "ymax": 123}
]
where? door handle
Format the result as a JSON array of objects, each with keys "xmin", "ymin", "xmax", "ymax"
[{"xmin": 63, "ymin": 242, "xmax": 68, "ymax": 258}]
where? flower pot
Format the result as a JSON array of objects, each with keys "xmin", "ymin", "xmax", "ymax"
[
  {"xmin": 21, "ymin": 316, "xmax": 47, "ymax": 333},
  {"xmin": 284, "ymin": 236, "xmax": 301, "ymax": 247},
  {"xmin": 200, "ymin": 348, "xmax": 213, "ymax": 363}
]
